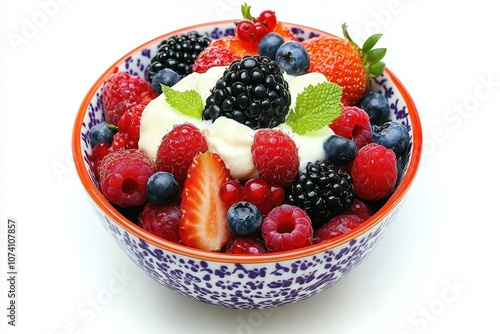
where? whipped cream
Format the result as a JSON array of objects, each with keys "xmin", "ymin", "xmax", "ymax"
[{"xmin": 138, "ymin": 66, "xmax": 334, "ymax": 179}]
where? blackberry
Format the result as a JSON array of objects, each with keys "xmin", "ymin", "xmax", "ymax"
[
  {"xmin": 202, "ymin": 55, "xmax": 291, "ymax": 129},
  {"xmin": 148, "ymin": 31, "xmax": 211, "ymax": 82},
  {"xmin": 284, "ymin": 161, "xmax": 354, "ymax": 228}
]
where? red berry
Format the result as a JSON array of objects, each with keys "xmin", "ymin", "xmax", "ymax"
[
  {"xmin": 192, "ymin": 45, "xmax": 239, "ymax": 74},
  {"xmin": 252, "ymin": 22, "xmax": 269, "ymax": 45},
  {"xmin": 343, "ymin": 198, "xmax": 373, "ymax": 221},
  {"xmin": 330, "ymin": 106, "xmax": 372, "ymax": 149},
  {"xmin": 350, "ymin": 143, "xmax": 398, "ymax": 201},
  {"xmin": 99, "ymin": 149, "xmax": 154, "ymax": 207},
  {"xmin": 139, "ymin": 203, "xmax": 181, "ymax": 243},
  {"xmin": 251, "ymin": 129, "xmax": 299, "ymax": 187},
  {"xmin": 257, "ymin": 10, "xmax": 277, "ymax": 31},
  {"xmin": 102, "ymin": 72, "xmax": 157, "ymax": 125},
  {"xmin": 269, "ymin": 185, "xmax": 285, "ymax": 207},
  {"xmin": 219, "ymin": 180, "xmax": 245, "ymax": 205},
  {"xmin": 313, "ymin": 214, "xmax": 364, "ymax": 243},
  {"xmin": 236, "ymin": 19, "xmax": 256, "ymax": 43},
  {"xmin": 225, "ymin": 237, "xmax": 267, "ymax": 254},
  {"xmin": 91, "ymin": 141, "xmax": 111, "ymax": 181},
  {"xmin": 243, "ymin": 178, "xmax": 270, "ymax": 204},
  {"xmin": 110, "ymin": 109, "xmax": 142, "ymax": 151},
  {"xmin": 155, "ymin": 123, "xmax": 208, "ymax": 185},
  {"xmin": 261, "ymin": 204, "xmax": 313, "ymax": 252}
]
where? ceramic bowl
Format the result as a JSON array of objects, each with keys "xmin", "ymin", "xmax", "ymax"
[{"xmin": 72, "ymin": 20, "xmax": 422, "ymax": 309}]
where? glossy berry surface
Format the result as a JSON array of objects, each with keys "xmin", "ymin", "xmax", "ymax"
[
  {"xmin": 257, "ymin": 10, "xmax": 277, "ymax": 30},
  {"xmin": 151, "ymin": 68, "xmax": 180, "ymax": 94},
  {"xmin": 314, "ymin": 214, "xmax": 364, "ymax": 243},
  {"xmin": 359, "ymin": 91, "xmax": 390, "ymax": 125},
  {"xmin": 323, "ymin": 134, "xmax": 358, "ymax": 166},
  {"xmin": 275, "ymin": 41, "xmax": 310, "ymax": 76},
  {"xmin": 139, "ymin": 203, "xmax": 181, "ymax": 243},
  {"xmin": 350, "ymin": 143, "xmax": 398, "ymax": 201},
  {"xmin": 330, "ymin": 106, "xmax": 372, "ymax": 149},
  {"xmin": 243, "ymin": 178, "xmax": 270, "ymax": 204},
  {"xmin": 155, "ymin": 123, "xmax": 208, "ymax": 184},
  {"xmin": 225, "ymin": 237, "xmax": 267, "ymax": 254},
  {"xmin": 343, "ymin": 198, "xmax": 373, "ymax": 221},
  {"xmin": 192, "ymin": 45, "xmax": 238, "ymax": 74},
  {"xmin": 146, "ymin": 172, "xmax": 179, "ymax": 206},
  {"xmin": 261, "ymin": 204, "xmax": 313, "ymax": 252},
  {"xmin": 226, "ymin": 201, "xmax": 263, "ymax": 237},
  {"xmin": 251, "ymin": 129, "xmax": 299, "ymax": 187},
  {"xmin": 102, "ymin": 72, "xmax": 157, "ymax": 125},
  {"xmin": 89, "ymin": 122, "xmax": 114, "ymax": 147},
  {"xmin": 99, "ymin": 149, "xmax": 154, "ymax": 207},
  {"xmin": 219, "ymin": 180, "xmax": 245, "ymax": 206},
  {"xmin": 371, "ymin": 121, "xmax": 410, "ymax": 156},
  {"xmin": 258, "ymin": 32, "xmax": 284, "ymax": 59}
]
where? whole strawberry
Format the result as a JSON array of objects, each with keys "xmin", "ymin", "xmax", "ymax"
[{"xmin": 302, "ymin": 24, "xmax": 386, "ymax": 106}]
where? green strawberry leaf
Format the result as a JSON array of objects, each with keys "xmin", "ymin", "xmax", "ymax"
[
  {"xmin": 285, "ymin": 82, "xmax": 342, "ymax": 135},
  {"xmin": 361, "ymin": 33, "xmax": 383, "ymax": 53},
  {"xmin": 365, "ymin": 48, "xmax": 387, "ymax": 64},
  {"xmin": 161, "ymin": 84, "xmax": 203, "ymax": 119}
]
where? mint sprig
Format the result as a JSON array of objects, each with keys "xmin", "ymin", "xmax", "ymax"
[
  {"xmin": 161, "ymin": 84, "xmax": 203, "ymax": 119},
  {"xmin": 285, "ymin": 82, "xmax": 343, "ymax": 135}
]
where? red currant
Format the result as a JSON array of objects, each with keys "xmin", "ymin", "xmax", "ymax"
[
  {"xmin": 253, "ymin": 22, "xmax": 268, "ymax": 45},
  {"xmin": 236, "ymin": 19, "xmax": 256, "ymax": 43},
  {"xmin": 269, "ymin": 185, "xmax": 285, "ymax": 207},
  {"xmin": 257, "ymin": 10, "xmax": 277, "ymax": 31},
  {"xmin": 244, "ymin": 178, "xmax": 270, "ymax": 204},
  {"xmin": 219, "ymin": 180, "xmax": 245, "ymax": 205}
]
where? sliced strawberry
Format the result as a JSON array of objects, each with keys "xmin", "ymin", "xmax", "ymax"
[
  {"xmin": 180, "ymin": 152, "xmax": 233, "ymax": 251},
  {"xmin": 211, "ymin": 36, "xmax": 257, "ymax": 58},
  {"xmin": 273, "ymin": 22, "xmax": 299, "ymax": 42}
]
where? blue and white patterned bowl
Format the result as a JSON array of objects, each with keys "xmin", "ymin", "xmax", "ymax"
[{"xmin": 72, "ymin": 21, "xmax": 422, "ymax": 309}]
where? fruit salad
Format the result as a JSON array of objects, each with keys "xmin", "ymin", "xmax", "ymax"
[{"xmin": 88, "ymin": 3, "xmax": 410, "ymax": 254}]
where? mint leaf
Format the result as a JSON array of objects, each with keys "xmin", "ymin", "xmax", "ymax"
[
  {"xmin": 285, "ymin": 82, "xmax": 342, "ymax": 135},
  {"xmin": 161, "ymin": 84, "xmax": 203, "ymax": 119}
]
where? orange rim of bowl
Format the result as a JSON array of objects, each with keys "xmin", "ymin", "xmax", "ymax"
[{"xmin": 72, "ymin": 20, "xmax": 422, "ymax": 264}]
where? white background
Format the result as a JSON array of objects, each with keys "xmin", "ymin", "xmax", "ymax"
[{"xmin": 1, "ymin": 0, "xmax": 499, "ymax": 333}]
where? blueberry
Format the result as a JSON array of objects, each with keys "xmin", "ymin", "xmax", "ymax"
[
  {"xmin": 371, "ymin": 121, "xmax": 410, "ymax": 156},
  {"xmin": 258, "ymin": 32, "xmax": 285, "ymax": 59},
  {"xmin": 151, "ymin": 68, "xmax": 180, "ymax": 94},
  {"xmin": 89, "ymin": 122, "xmax": 115, "ymax": 147},
  {"xmin": 226, "ymin": 201, "xmax": 263, "ymax": 237},
  {"xmin": 359, "ymin": 91, "xmax": 390, "ymax": 125},
  {"xmin": 275, "ymin": 41, "xmax": 310, "ymax": 76},
  {"xmin": 323, "ymin": 135, "xmax": 358, "ymax": 166},
  {"xmin": 146, "ymin": 172, "xmax": 179, "ymax": 206}
]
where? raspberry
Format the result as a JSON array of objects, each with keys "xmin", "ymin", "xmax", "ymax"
[
  {"xmin": 99, "ymin": 149, "xmax": 154, "ymax": 207},
  {"xmin": 102, "ymin": 72, "xmax": 157, "ymax": 125},
  {"xmin": 225, "ymin": 237, "xmax": 267, "ymax": 254},
  {"xmin": 110, "ymin": 108, "xmax": 142, "ymax": 151},
  {"xmin": 251, "ymin": 129, "xmax": 299, "ymax": 187},
  {"xmin": 192, "ymin": 45, "xmax": 238, "ymax": 74},
  {"xmin": 330, "ymin": 106, "xmax": 372, "ymax": 149},
  {"xmin": 155, "ymin": 123, "xmax": 208, "ymax": 184},
  {"xmin": 91, "ymin": 141, "xmax": 111, "ymax": 181},
  {"xmin": 343, "ymin": 198, "xmax": 373, "ymax": 221},
  {"xmin": 313, "ymin": 214, "xmax": 365, "ymax": 243},
  {"xmin": 261, "ymin": 204, "xmax": 313, "ymax": 252},
  {"xmin": 350, "ymin": 143, "xmax": 398, "ymax": 201},
  {"xmin": 139, "ymin": 203, "xmax": 181, "ymax": 243}
]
